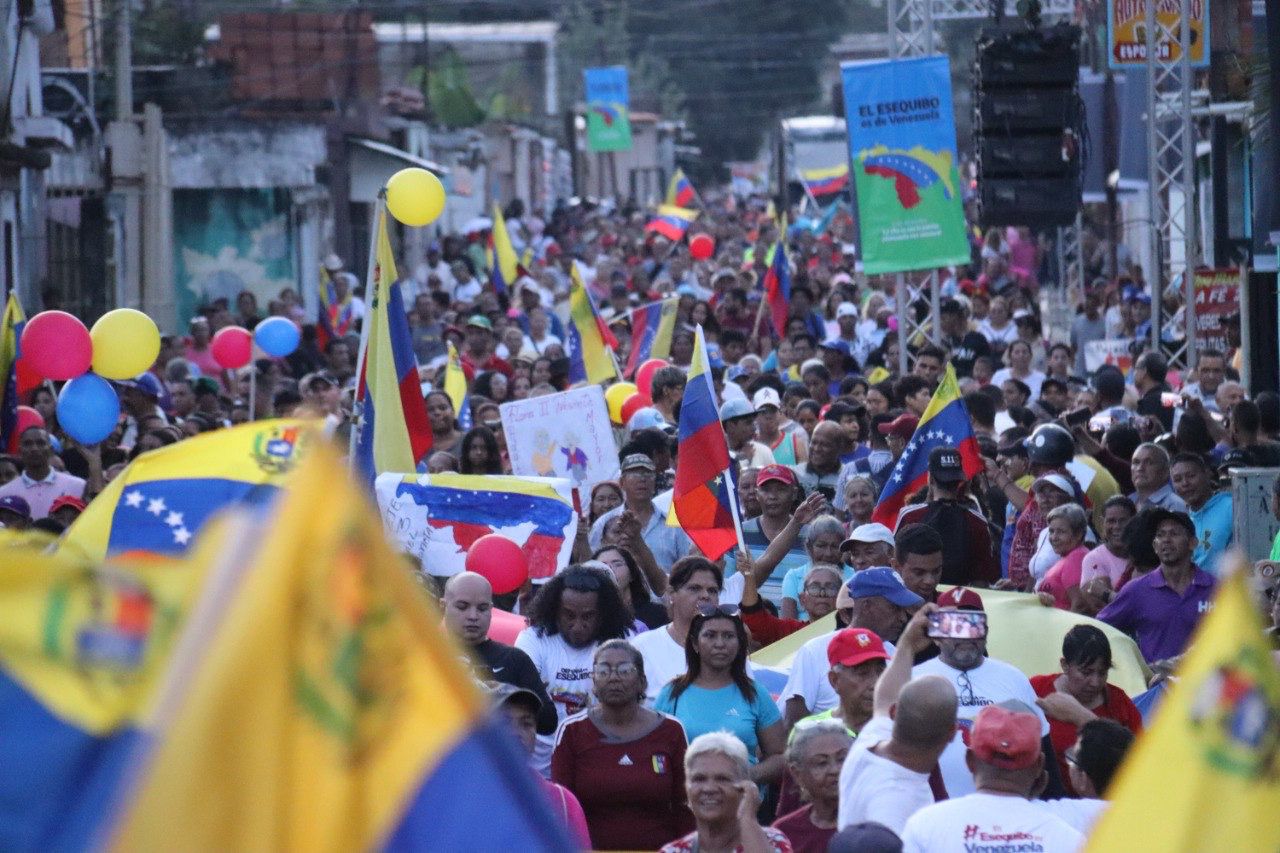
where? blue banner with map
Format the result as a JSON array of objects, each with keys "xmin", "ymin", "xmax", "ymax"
[
  {"xmin": 584, "ymin": 66, "xmax": 632, "ymax": 152},
  {"xmin": 840, "ymin": 56, "xmax": 971, "ymax": 274}
]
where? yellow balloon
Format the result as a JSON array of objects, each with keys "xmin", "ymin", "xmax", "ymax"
[
  {"xmin": 90, "ymin": 308, "xmax": 161, "ymax": 380},
  {"xmin": 605, "ymin": 382, "xmax": 638, "ymax": 425},
  {"xmin": 385, "ymin": 167, "xmax": 446, "ymax": 227}
]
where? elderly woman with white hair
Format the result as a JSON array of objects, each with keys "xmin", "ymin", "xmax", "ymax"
[
  {"xmin": 659, "ymin": 732, "xmax": 794, "ymax": 853},
  {"xmin": 1036, "ymin": 503, "xmax": 1093, "ymax": 611},
  {"xmin": 779, "ymin": 515, "xmax": 850, "ymax": 621},
  {"xmin": 772, "ymin": 720, "xmax": 852, "ymax": 853}
]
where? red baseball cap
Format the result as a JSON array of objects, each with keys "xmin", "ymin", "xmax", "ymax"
[
  {"xmin": 937, "ymin": 586, "xmax": 985, "ymax": 611},
  {"xmin": 756, "ymin": 464, "xmax": 797, "ymax": 487},
  {"xmin": 49, "ymin": 495, "xmax": 86, "ymax": 514},
  {"xmin": 877, "ymin": 413, "xmax": 919, "ymax": 440},
  {"xmin": 968, "ymin": 703, "xmax": 1042, "ymax": 770},
  {"xmin": 826, "ymin": 628, "xmax": 890, "ymax": 668}
]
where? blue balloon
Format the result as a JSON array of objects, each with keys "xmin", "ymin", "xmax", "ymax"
[
  {"xmin": 57, "ymin": 373, "xmax": 120, "ymax": 445},
  {"xmin": 253, "ymin": 316, "xmax": 301, "ymax": 357}
]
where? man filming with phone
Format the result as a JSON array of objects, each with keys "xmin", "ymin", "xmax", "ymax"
[{"xmin": 910, "ymin": 587, "xmax": 1065, "ymax": 799}]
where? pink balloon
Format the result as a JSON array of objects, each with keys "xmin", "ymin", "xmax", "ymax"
[
  {"xmin": 210, "ymin": 326, "xmax": 252, "ymax": 370},
  {"xmin": 635, "ymin": 358, "xmax": 669, "ymax": 397},
  {"xmin": 20, "ymin": 311, "xmax": 91, "ymax": 380},
  {"xmin": 465, "ymin": 534, "xmax": 528, "ymax": 595},
  {"xmin": 7, "ymin": 405, "xmax": 43, "ymax": 453},
  {"xmin": 689, "ymin": 233, "xmax": 715, "ymax": 261},
  {"xmin": 487, "ymin": 608, "xmax": 528, "ymax": 645}
]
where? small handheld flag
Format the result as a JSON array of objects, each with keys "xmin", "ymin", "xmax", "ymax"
[
  {"xmin": 443, "ymin": 341, "xmax": 472, "ymax": 430},
  {"xmin": 487, "ymin": 202, "xmax": 521, "ymax": 297},
  {"xmin": 762, "ymin": 228, "xmax": 792, "ymax": 338},
  {"xmin": 644, "ymin": 205, "xmax": 698, "ymax": 243},
  {"xmin": 617, "ymin": 297, "xmax": 679, "ymax": 378},
  {"xmin": 665, "ymin": 169, "xmax": 697, "ymax": 208}
]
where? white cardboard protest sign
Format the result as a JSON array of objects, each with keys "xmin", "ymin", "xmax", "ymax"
[
  {"xmin": 1083, "ymin": 339, "xmax": 1133, "ymax": 374},
  {"xmin": 500, "ymin": 386, "xmax": 620, "ymax": 489}
]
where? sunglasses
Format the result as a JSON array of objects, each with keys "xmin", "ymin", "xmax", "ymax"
[
  {"xmin": 592, "ymin": 663, "xmax": 638, "ymax": 679},
  {"xmin": 696, "ymin": 603, "xmax": 740, "ymax": 618},
  {"xmin": 483, "ymin": 420, "xmax": 503, "ymax": 431}
]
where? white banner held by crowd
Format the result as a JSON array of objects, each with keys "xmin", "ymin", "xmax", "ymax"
[{"xmin": 500, "ymin": 386, "xmax": 620, "ymax": 489}]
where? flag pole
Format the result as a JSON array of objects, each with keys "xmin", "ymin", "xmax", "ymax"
[{"xmin": 348, "ymin": 196, "xmax": 384, "ymax": 465}]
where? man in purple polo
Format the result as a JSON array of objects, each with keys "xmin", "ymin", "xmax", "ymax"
[{"xmin": 1097, "ymin": 508, "xmax": 1216, "ymax": 666}]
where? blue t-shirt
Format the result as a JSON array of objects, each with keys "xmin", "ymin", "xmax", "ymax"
[
  {"xmin": 654, "ymin": 679, "xmax": 782, "ymax": 763},
  {"xmin": 781, "ymin": 563, "xmax": 855, "ymax": 620},
  {"xmin": 1190, "ymin": 491, "xmax": 1233, "ymax": 574}
]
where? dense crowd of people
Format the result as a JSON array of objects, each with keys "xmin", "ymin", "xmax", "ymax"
[{"xmin": 3, "ymin": 192, "xmax": 1280, "ymax": 851}]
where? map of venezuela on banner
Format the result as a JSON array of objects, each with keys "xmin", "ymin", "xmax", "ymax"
[{"xmin": 841, "ymin": 56, "xmax": 970, "ymax": 274}]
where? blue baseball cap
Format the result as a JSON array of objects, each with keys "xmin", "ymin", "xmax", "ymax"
[
  {"xmin": 847, "ymin": 567, "xmax": 924, "ymax": 607},
  {"xmin": 718, "ymin": 397, "xmax": 756, "ymax": 422}
]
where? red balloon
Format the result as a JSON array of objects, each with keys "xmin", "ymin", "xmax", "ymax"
[
  {"xmin": 6, "ymin": 405, "xmax": 43, "ymax": 453},
  {"xmin": 635, "ymin": 358, "xmax": 669, "ymax": 397},
  {"xmin": 487, "ymin": 608, "xmax": 529, "ymax": 644},
  {"xmin": 20, "ymin": 311, "xmax": 90, "ymax": 380},
  {"xmin": 689, "ymin": 233, "xmax": 715, "ymax": 261},
  {"xmin": 465, "ymin": 534, "xmax": 529, "ymax": 595},
  {"xmin": 620, "ymin": 392, "xmax": 652, "ymax": 428},
  {"xmin": 210, "ymin": 326, "xmax": 252, "ymax": 370}
]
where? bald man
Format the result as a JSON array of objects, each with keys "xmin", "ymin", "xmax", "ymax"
[
  {"xmin": 791, "ymin": 421, "xmax": 845, "ymax": 501},
  {"xmin": 442, "ymin": 572, "xmax": 556, "ymax": 734},
  {"xmin": 838, "ymin": 605, "xmax": 958, "ymax": 835}
]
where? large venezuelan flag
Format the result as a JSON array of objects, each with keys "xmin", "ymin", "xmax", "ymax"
[
  {"xmin": 644, "ymin": 205, "xmax": 698, "ymax": 242},
  {"xmin": 99, "ymin": 444, "xmax": 575, "ymax": 852},
  {"xmin": 375, "ymin": 472, "xmax": 578, "ymax": 580},
  {"xmin": 0, "ymin": 532, "xmax": 212, "ymax": 850},
  {"xmin": 665, "ymin": 168, "xmax": 697, "ymax": 208},
  {"xmin": 871, "ymin": 364, "xmax": 981, "ymax": 527},
  {"xmin": 60, "ymin": 419, "xmax": 315, "ymax": 561},
  {"xmin": 566, "ymin": 266, "xmax": 619, "ymax": 386},
  {"xmin": 672, "ymin": 325, "xmax": 741, "ymax": 560},
  {"xmin": 762, "ymin": 228, "xmax": 792, "ymax": 338},
  {"xmin": 487, "ymin": 202, "xmax": 521, "ymax": 298},
  {"xmin": 619, "ymin": 297, "xmax": 679, "ymax": 378},
  {"xmin": 353, "ymin": 205, "xmax": 433, "ymax": 479}
]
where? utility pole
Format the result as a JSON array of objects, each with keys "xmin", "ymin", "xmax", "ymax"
[{"xmin": 114, "ymin": 0, "xmax": 131, "ymax": 121}]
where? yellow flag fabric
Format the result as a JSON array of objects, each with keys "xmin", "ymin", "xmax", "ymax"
[
  {"xmin": 443, "ymin": 340, "xmax": 469, "ymax": 421},
  {"xmin": 104, "ymin": 441, "xmax": 565, "ymax": 852},
  {"xmin": 751, "ymin": 586, "xmax": 1151, "ymax": 696},
  {"xmin": 489, "ymin": 202, "xmax": 520, "ymax": 291},
  {"xmin": 1087, "ymin": 562, "xmax": 1280, "ymax": 852}
]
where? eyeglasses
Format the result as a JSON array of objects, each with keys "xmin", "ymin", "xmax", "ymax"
[
  {"xmin": 592, "ymin": 663, "xmax": 638, "ymax": 679},
  {"xmin": 803, "ymin": 583, "xmax": 841, "ymax": 597},
  {"xmin": 696, "ymin": 603, "xmax": 741, "ymax": 618},
  {"xmin": 1064, "ymin": 747, "xmax": 1080, "ymax": 768}
]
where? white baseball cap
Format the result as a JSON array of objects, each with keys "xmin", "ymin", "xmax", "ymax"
[
  {"xmin": 836, "ymin": 301, "xmax": 859, "ymax": 319},
  {"xmin": 840, "ymin": 522, "xmax": 896, "ymax": 550},
  {"xmin": 752, "ymin": 387, "xmax": 782, "ymax": 410}
]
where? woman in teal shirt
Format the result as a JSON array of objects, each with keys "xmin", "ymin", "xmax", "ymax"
[{"xmin": 654, "ymin": 605, "xmax": 786, "ymax": 785}]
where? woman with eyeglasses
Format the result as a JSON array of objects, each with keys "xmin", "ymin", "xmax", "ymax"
[
  {"xmin": 778, "ymin": 515, "xmax": 851, "ymax": 621},
  {"xmin": 654, "ymin": 605, "xmax": 786, "ymax": 785},
  {"xmin": 552, "ymin": 640, "xmax": 693, "ymax": 851},
  {"xmin": 516, "ymin": 565, "xmax": 635, "ymax": 774},
  {"xmin": 1031, "ymin": 625, "xmax": 1143, "ymax": 797}
]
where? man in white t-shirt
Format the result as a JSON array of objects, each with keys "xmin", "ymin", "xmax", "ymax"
[
  {"xmin": 900, "ymin": 701, "xmax": 1084, "ymax": 852},
  {"xmin": 0, "ymin": 427, "xmax": 86, "ymax": 519},
  {"xmin": 910, "ymin": 587, "xmax": 1059, "ymax": 799},
  {"xmin": 837, "ymin": 606, "xmax": 957, "ymax": 835},
  {"xmin": 780, "ymin": 567, "xmax": 921, "ymax": 729},
  {"xmin": 631, "ymin": 557, "xmax": 723, "ymax": 703}
]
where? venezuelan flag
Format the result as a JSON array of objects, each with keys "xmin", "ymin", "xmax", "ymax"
[
  {"xmin": 1, "ymin": 292, "xmax": 26, "ymax": 451},
  {"xmin": 318, "ymin": 267, "xmax": 357, "ymax": 351},
  {"xmin": 672, "ymin": 325, "xmax": 741, "ymax": 560},
  {"xmin": 800, "ymin": 163, "xmax": 850, "ymax": 198},
  {"xmin": 566, "ymin": 266, "xmax": 619, "ymax": 386},
  {"xmin": 60, "ymin": 419, "xmax": 315, "ymax": 561},
  {"xmin": 487, "ymin": 203, "xmax": 521, "ymax": 298},
  {"xmin": 100, "ymin": 444, "xmax": 575, "ymax": 851},
  {"xmin": 644, "ymin": 204, "xmax": 698, "ymax": 242},
  {"xmin": 871, "ymin": 364, "xmax": 982, "ymax": 527},
  {"xmin": 0, "ymin": 533, "xmax": 212, "ymax": 850},
  {"xmin": 666, "ymin": 168, "xmax": 697, "ymax": 208},
  {"xmin": 1087, "ymin": 558, "xmax": 1280, "ymax": 852},
  {"xmin": 762, "ymin": 226, "xmax": 792, "ymax": 338},
  {"xmin": 619, "ymin": 297, "xmax": 679, "ymax": 378},
  {"xmin": 353, "ymin": 205, "xmax": 433, "ymax": 479},
  {"xmin": 443, "ymin": 341, "xmax": 472, "ymax": 430},
  {"xmin": 375, "ymin": 471, "xmax": 578, "ymax": 580}
]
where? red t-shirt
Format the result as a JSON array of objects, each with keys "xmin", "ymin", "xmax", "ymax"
[
  {"xmin": 771, "ymin": 805, "xmax": 835, "ymax": 853},
  {"xmin": 551, "ymin": 712, "xmax": 693, "ymax": 851},
  {"xmin": 1030, "ymin": 673, "xmax": 1144, "ymax": 796}
]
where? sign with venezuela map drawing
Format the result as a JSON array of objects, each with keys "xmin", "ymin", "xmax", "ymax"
[{"xmin": 841, "ymin": 56, "xmax": 971, "ymax": 274}]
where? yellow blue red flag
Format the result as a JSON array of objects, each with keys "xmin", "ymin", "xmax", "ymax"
[
  {"xmin": 1, "ymin": 292, "xmax": 31, "ymax": 451},
  {"xmin": 443, "ymin": 341, "xmax": 472, "ymax": 430},
  {"xmin": 665, "ymin": 168, "xmax": 697, "ymax": 207},
  {"xmin": 0, "ymin": 534, "xmax": 212, "ymax": 849},
  {"xmin": 566, "ymin": 265, "xmax": 619, "ymax": 386},
  {"xmin": 352, "ymin": 205, "xmax": 433, "ymax": 479},
  {"xmin": 60, "ymin": 419, "xmax": 314, "ymax": 561},
  {"xmin": 645, "ymin": 205, "xmax": 698, "ymax": 242},
  {"xmin": 616, "ymin": 297, "xmax": 679, "ymax": 378},
  {"xmin": 1086, "ymin": 559, "xmax": 1280, "ymax": 852},
  {"xmin": 487, "ymin": 202, "xmax": 521, "ymax": 297},
  {"xmin": 100, "ymin": 443, "xmax": 573, "ymax": 851}
]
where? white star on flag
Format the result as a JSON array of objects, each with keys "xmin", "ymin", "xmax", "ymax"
[
  {"xmin": 173, "ymin": 526, "xmax": 192, "ymax": 545},
  {"xmin": 124, "ymin": 490, "xmax": 144, "ymax": 508},
  {"xmin": 165, "ymin": 511, "xmax": 184, "ymax": 528},
  {"xmin": 147, "ymin": 497, "xmax": 167, "ymax": 516}
]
